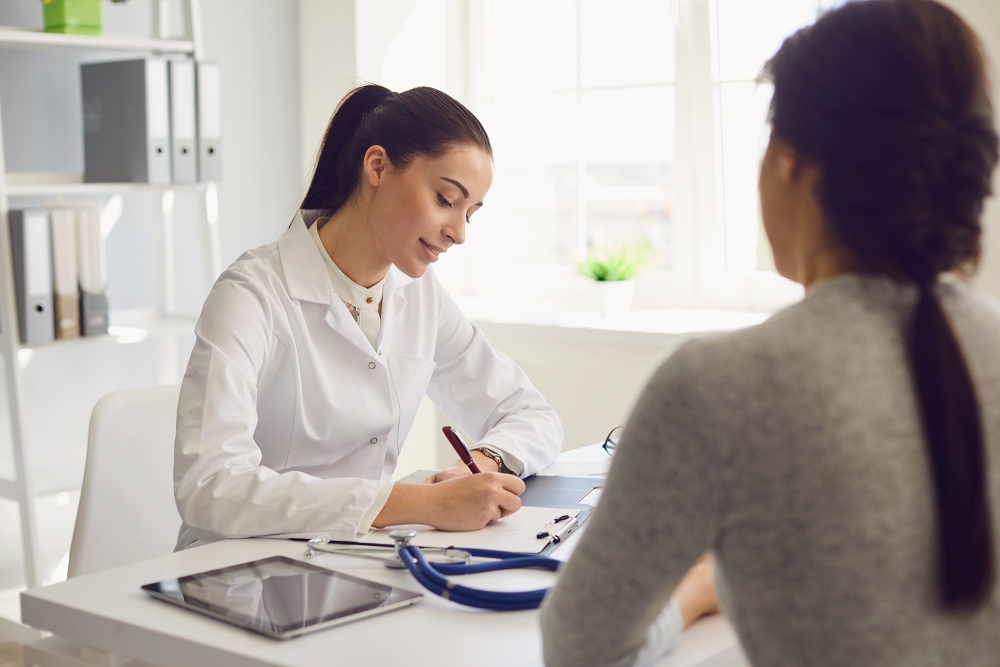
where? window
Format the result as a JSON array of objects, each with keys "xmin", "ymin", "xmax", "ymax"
[
  {"xmin": 379, "ymin": 0, "xmax": 846, "ymax": 310},
  {"xmin": 478, "ymin": 0, "xmax": 676, "ymax": 270},
  {"xmin": 711, "ymin": 0, "xmax": 843, "ymax": 277}
]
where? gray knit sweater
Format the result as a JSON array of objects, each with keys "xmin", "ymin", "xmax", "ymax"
[{"xmin": 541, "ymin": 275, "xmax": 1000, "ymax": 667}]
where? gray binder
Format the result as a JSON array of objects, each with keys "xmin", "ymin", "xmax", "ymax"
[
  {"xmin": 80, "ymin": 291, "xmax": 109, "ymax": 336},
  {"xmin": 76, "ymin": 205, "xmax": 109, "ymax": 336},
  {"xmin": 82, "ymin": 58, "xmax": 171, "ymax": 184},
  {"xmin": 196, "ymin": 62, "xmax": 222, "ymax": 182},
  {"xmin": 9, "ymin": 209, "xmax": 55, "ymax": 346},
  {"xmin": 168, "ymin": 59, "xmax": 197, "ymax": 184}
]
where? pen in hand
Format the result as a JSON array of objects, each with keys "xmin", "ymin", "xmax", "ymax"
[{"xmin": 443, "ymin": 426, "xmax": 482, "ymax": 474}]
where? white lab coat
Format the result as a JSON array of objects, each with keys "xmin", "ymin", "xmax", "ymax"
[{"xmin": 174, "ymin": 209, "xmax": 563, "ymax": 549}]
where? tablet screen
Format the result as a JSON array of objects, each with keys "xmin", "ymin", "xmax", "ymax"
[{"xmin": 142, "ymin": 556, "xmax": 421, "ymax": 638}]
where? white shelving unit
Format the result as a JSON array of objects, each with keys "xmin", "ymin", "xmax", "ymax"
[{"xmin": 0, "ymin": 0, "xmax": 217, "ymax": 589}]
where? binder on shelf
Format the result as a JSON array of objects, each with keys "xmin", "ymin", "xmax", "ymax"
[
  {"xmin": 196, "ymin": 62, "xmax": 222, "ymax": 182},
  {"xmin": 81, "ymin": 58, "xmax": 171, "ymax": 184},
  {"xmin": 8, "ymin": 209, "xmax": 55, "ymax": 346},
  {"xmin": 49, "ymin": 208, "xmax": 81, "ymax": 339},
  {"xmin": 76, "ymin": 204, "xmax": 109, "ymax": 336},
  {"xmin": 168, "ymin": 59, "xmax": 197, "ymax": 184}
]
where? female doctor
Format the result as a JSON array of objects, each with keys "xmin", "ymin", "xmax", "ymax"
[{"xmin": 173, "ymin": 85, "xmax": 563, "ymax": 549}]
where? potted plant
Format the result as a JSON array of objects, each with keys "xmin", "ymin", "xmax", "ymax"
[
  {"xmin": 576, "ymin": 242, "xmax": 652, "ymax": 318},
  {"xmin": 41, "ymin": 0, "xmax": 128, "ymax": 36}
]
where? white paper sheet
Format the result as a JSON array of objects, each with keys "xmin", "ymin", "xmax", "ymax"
[{"xmin": 361, "ymin": 506, "xmax": 580, "ymax": 554}]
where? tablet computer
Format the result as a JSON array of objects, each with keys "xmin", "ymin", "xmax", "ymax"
[{"xmin": 141, "ymin": 556, "xmax": 422, "ymax": 639}]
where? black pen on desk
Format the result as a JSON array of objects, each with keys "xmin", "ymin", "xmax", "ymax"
[
  {"xmin": 537, "ymin": 515, "xmax": 573, "ymax": 539},
  {"xmin": 443, "ymin": 426, "xmax": 482, "ymax": 474}
]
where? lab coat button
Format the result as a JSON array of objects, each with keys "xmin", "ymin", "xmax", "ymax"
[
  {"xmin": 370, "ymin": 437, "xmax": 378, "ymax": 444},
  {"xmin": 368, "ymin": 361, "xmax": 376, "ymax": 369}
]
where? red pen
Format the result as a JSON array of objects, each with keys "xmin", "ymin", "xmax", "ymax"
[{"xmin": 443, "ymin": 426, "xmax": 481, "ymax": 474}]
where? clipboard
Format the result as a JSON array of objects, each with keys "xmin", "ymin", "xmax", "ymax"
[
  {"xmin": 361, "ymin": 505, "xmax": 587, "ymax": 555},
  {"xmin": 518, "ymin": 475, "xmax": 598, "ymax": 553},
  {"xmin": 520, "ymin": 475, "xmax": 602, "ymax": 511},
  {"xmin": 392, "ymin": 471, "xmax": 599, "ymax": 554}
]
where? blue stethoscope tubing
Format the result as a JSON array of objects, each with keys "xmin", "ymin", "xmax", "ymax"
[{"xmin": 396, "ymin": 545, "xmax": 562, "ymax": 610}]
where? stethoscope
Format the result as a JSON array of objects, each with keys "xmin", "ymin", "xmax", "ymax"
[{"xmin": 303, "ymin": 517, "xmax": 576, "ymax": 610}]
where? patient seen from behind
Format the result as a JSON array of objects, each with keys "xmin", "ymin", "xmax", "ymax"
[{"xmin": 543, "ymin": 0, "xmax": 1000, "ymax": 665}]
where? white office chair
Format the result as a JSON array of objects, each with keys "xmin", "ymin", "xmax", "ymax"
[{"xmin": 68, "ymin": 384, "xmax": 182, "ymax": 578}]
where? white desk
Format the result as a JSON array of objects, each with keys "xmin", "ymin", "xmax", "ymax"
[{"xmin": 21, "ymin": 446, "xmax": 749, "ymax": 667}]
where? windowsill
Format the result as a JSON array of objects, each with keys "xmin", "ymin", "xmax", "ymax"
[
  {"xmin": 437, "ymin": 261, "xmax": 802, "ymax": 335},
  {"xmin": 457, "ymin": 296, "xmax": 773, "ymax": 340}
]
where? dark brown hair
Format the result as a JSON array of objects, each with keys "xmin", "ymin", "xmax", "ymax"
[
  {"xmin": 301, "ymin": 84, "xmax": 492, "ymax": 214},
  {"xmin": 764, "ymin": 0, "xmax": 999, "ymax": 610}
]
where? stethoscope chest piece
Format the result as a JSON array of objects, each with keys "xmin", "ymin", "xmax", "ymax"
[
  {"xmin": 303, "ymin": 533, "xmax": 472, "ymax": 569},
  {"xmin": 388, "ymin": 529, "xmax": 417, "ymax": 569}
]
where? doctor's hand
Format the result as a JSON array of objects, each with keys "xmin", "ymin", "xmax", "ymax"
[
  {"xmin": 426, "ymin": 473, "xmax": 526, "ymax": 531},
  {"xmin": 429, "ymin": 450, "xmax": 501, "ymax": 483},
  {"xmin": 373, "ymin": 473, "xmax": 526, "ymax": 533}
]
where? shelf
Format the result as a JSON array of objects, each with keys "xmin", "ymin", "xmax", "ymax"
[
  {"xmin": 4, "ymin": 172, "xmax": 207, "ymax": 197},
  {"xmin": 15, "ymin": 309, "xmax": 197, "ymax": 353},
  {"xmin": 0, "ymin": 26, "xmax": 194, "ymax": 54}
]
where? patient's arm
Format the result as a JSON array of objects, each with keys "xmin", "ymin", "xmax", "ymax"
[{"xmin": 674, "ymin": 554, "xmax": 720, "ymax": 626}]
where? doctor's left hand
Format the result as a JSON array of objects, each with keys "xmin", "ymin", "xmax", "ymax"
[{"xmin": 428, "ymin": 450, "xmax": 501, "ymax": 483}]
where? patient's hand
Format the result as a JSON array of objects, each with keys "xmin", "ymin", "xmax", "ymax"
[{"xmin": 675, "ymin": 554, "xmax": 720, "ymax": 627}]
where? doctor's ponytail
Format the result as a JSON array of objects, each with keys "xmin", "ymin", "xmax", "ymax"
[{"xmin": 301, "ymin": 84, "xmax": 492, "ymax": 215}]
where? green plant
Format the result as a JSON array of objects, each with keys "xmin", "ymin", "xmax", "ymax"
[{"xmin": 576, "ymin": 241, "xmax": 653, "ymax": 282}]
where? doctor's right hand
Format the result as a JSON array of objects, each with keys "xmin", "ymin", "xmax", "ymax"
[
  {"xmin": 373, "ymin": 473, "xmax": 525, "ymax": 532},
  {"xmin": 426, "ymin": 473, "xmax": 526, "ymax": 531}
]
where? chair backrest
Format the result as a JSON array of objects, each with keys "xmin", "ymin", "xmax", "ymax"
[{"xmin": 68, "ymin": 384, "xmax": 182, "ymax": 578}]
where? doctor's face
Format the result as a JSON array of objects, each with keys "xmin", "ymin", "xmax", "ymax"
[{"xmin": 370, "ymin": 145, "xmax": 493, "ymax": 279}]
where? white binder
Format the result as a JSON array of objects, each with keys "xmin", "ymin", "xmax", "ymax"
[
  {"xmin": 81, "ymin": 58, "xmax": 172, "ymax": 184},
  {"xmin": 196, "ymin": 62, "xmax": 222, "ymax": 182},
  {"xmin": 76, "ymin": 204, "xmax": 109, "ymax": 336},
  {"xmin": 49, "ymin": 208, "xmax": 81, "ymax": 339},
  {"xmin": 8, "ymin": 209, "xmax": 55, "ymax": 346},
  {"xmin": 168, "ymin": 59, "xmax": 197, "ymax": 184}
]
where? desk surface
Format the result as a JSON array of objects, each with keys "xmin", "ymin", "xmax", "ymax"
[{"xmin": 21, "ymin": 447, "xmax": 749, "ymax": 667}]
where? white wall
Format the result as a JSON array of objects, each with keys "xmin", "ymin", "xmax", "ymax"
[
  {"xmin": 199, "ymin": 0, "xmax": 303, "ymax": 274},
  {"xmin": 394, "ymin": 325, "xmax": 690, "ymax": 476},
  {"xmin": 944, "ymin": 0, "xmax": 1000, "ymax": 298},
  {"xmin": 297, "ymin": 0, "xmax": 356, "ymax": 180}
]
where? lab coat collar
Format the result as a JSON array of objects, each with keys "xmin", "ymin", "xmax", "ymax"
[
  {"xmin": 280, "ymin": 209, "xmax": 336, "ymax": 305},
  {"xmin": 280, "ymin": 209, "xmax": 415, "ymax": 356}
]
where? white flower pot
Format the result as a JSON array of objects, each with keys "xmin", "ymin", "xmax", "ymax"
[{"xmin": 597, "ymin": 280, "xmax": 633, "ymax": 318}]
